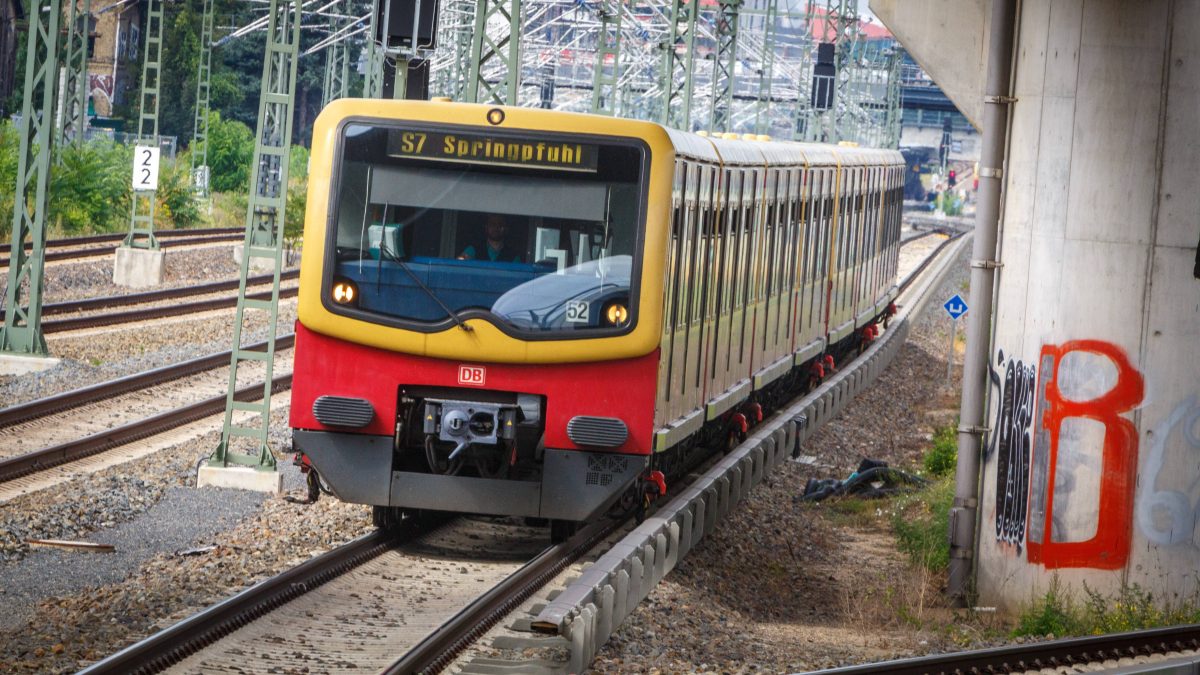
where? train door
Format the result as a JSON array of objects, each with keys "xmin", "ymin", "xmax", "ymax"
[
  {"xmin": 758, "ymin": 167, "xmax": 779, "ymax": 368},
  {"xmin": 658, "ymin": 159, "xmax": 687, "ymax": 428},
  {"xmin": 735, "ymin": 167, "xmax": 759, "ymax": 384},
  {"xmin": 686, "ymin": 164, "xmax": 714, "ymax": 418},
  {"xmin": 783, "ymin": 167, "xmax": 803, "ymax": 356}
]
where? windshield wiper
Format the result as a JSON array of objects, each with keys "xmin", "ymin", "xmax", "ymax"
[{"xmin": 391, "ymin": 257, "xmax": 473, "ymax": 333}]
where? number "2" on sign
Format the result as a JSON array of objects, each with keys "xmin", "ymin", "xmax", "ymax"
[{"xmin": 132, "ymin": 146, "xmax": 161, "ymax": 191}]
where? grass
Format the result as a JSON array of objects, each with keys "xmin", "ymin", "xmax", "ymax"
[
  {"xmin": 891, "ymin": 477, "xmax": 954, "ymax": 572},
  {"xmin": 924, "ymin": 424, "xmax": 957, "ymax": 477},
  {"xmin": 1014, "ymin": 580, "xmax": 1200, "ymax": 638}
]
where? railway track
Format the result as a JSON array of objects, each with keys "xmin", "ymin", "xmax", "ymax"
[
  {"xmin": 79, "ymin": 514, "xmax": 615, "ymax": 675},
  {"xmin": 814, "ymin": 624, "xmax": 1200, "ymax": 674},
  {"xmin": 0, "ymin": 228, "xmax": 245, "ymax": 268},
  {"xmin": 2, "ymin": 228, "xmax": 966, "ymax": 673},
  {"xmin": 0, "ymin": 334, "xmax": 295, "ymax": 485},
  {"xmin": 41, "ymin": 272, "xmax": 299, "ymax": 333},
  {"xmin": 69, "ymin": 233, "xmax": 968, "ymax": 674}
]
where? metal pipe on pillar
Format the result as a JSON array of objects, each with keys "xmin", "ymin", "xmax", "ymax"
[{"xmin": 947, "ymin": 0, "xmax": 1019, "ymax": 604}]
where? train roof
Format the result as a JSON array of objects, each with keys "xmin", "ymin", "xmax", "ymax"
[{"xmin": 662, "ymin": 125, "xmax": 902, "ymax": 169}]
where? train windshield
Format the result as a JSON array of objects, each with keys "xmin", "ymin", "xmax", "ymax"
[{"xmin": 328, "ymin": 122, "xmax": 647, "ymax": 335}]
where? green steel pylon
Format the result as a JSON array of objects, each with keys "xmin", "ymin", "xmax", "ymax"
[
  {"xmin": 659, "ymin": 0, "xmax": 698, "ymax": 130},
  {"xmin": 363, "ymin": 0, "xmax": 386, "ymax": 97},
  {"xmin": 708, "ymin": 0, "xmax": 739, "ymax": 133},
  {"xmin": 191, "ymin": 0, "xmax": 215, "ymax": 197},
  {"xmin": 210, "ymin": 0, "xmax": 302, "ymax": 471},
  {"xmin": 0, "ymin": 0, "xmax": 62, "ymax": 356},
  {"xmin": 439, "ymin": 0, "xmax": 474, "ymax": 99},
  {"xmin": 590, "ymin": 0, "xmax": 624, "ymax": 115},
  {"xmin": 321, "ymin": 0, "xmax": 349, "ymax": 107},
  {"xmin": 56, "ymin": 0, "xmax": 91, "ymax": 155},
  {"xmin": 124, "ymin": 0, "xmax": 163, "ymax": 250},
  {"xmin": 465, "ymin": 0, "xmax": 522, "ymax": 105},
  {"xmin": 752, "ymin": 0, "xmax": 777, "ymax": 135}
]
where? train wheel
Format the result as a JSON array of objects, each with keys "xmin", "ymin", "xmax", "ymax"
[
  {"xmin": 372, "ymin": 505, "xmax": 402, "ymax": 531},
  {"xmin": 550, "ymin": 519, "xmax": 577, "ymax": 544}
]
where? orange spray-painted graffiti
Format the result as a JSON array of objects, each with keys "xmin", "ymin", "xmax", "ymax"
[{"xmin": 1025, "ymin": 340, "xmax": 1145, "ymax": 570}]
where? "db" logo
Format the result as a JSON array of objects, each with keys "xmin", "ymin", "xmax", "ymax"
[{"xmin": 458, "ymin": 365, "xmax": 486, "ymax": 386}]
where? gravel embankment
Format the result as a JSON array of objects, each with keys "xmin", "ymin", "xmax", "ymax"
[
  {"xmin": 0, "ymin": 231, "xmax": 984, "ymax": 673},
  {"xmin": 587, "ymin": 241, "xmax": 983, "ymax": 673},
  {"xmin": 0, "ymin": 244, "xmax": 298, "ymax": 408}
]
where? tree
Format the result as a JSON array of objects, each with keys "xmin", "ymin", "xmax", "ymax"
[
  {"xmin": 202, "ymin": 110, "xmax": 254, "ymax": 193},
  {"xmin": 160, "ymin": 0, "xmax": 201, "ymax": 142}
]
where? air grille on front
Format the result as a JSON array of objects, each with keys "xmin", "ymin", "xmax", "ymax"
[
  {"xmin": 567, "ymin": 416, "xmax": 628, "ymax": 448},
  {"xmin": 312, "ymin": 396, "xmax": 375, "ymax": 428}
]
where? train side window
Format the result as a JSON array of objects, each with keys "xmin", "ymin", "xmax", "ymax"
[
  {"xmin": 668, "ymin": 161, "xmax": 687, "ymax": 332},
  {"xmin": 743, "ymin": 168, "xmax": 757, "ymax": 306}
]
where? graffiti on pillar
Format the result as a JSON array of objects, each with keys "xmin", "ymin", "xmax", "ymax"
[
  {"xmin": 1136, "ymin": 395, "xmax": 1200, "ymax": 549},
  {"xmin": 989, "ymin": 350, "xmax": 1036, "ymax": 551},
  {"xmin": 89, "ymin": 75, "xmax": 114, "ymax": 108},
  {"xmin": 1025, "ymin": 340, "xmax": 1145, "ymax": 570}
]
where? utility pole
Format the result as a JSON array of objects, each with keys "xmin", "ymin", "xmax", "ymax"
[
  {"xmin": 363, "ymin": 0, "xmax": 386, "ymax": 97},
  {"xmin": 123, "ymin": 0, "xmax": 163, "ymax": 250},
  {"xmin": 203, "ymin": 0, "xmax": 302, "ymax": 488},
  {"xmin": 590, "ymin": 0, "xmax": 624, "ymax": 115},
  {"xmin": 321, "ymin": 0, "xmax": 349, "ymax": 107},
  {"xmin": 192, "ymin": 0, "xmax": 215, "ymax": 197},
  {"xmin": 0, "ymin": 0, "xmax": 63, "ymax": 358},
  {"xmin": 752, "ymin": 0, "xmax": 777, "ymax": 134},
  {"xmin": 465, "ymin": 0, "xmax": 522, "ymax": 105},
  {"xmin": 659, "ymin": 0, "xmax": 698, "ymax": 130},
  {"xmin": 709, "ymin": 0, "xmax": 739, "ymax": 133},
  {"xmin": 56, "ymin": 0, "xmax": 91, "ymax": 155}
]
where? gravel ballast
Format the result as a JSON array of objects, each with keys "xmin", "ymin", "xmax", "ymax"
[{"xmin": 0, "ymin": 231, "xmax": 993, "ymax": 673}]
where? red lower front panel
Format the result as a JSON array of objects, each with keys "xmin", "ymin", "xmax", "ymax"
[{"xmin": 290, "ymin": 322, "xmax": 658, "ymax": 455}]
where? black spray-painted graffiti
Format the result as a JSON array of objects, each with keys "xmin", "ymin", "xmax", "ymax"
[{"xmin": 989, "ymin": 350, "xmax": 1037, "ymax": 549}]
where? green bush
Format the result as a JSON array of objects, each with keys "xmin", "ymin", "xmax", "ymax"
[
  {"xmin": 48, "ymin": 139, "xmax": 133, "ymax": 234},
  {"xmin": 1014, "ymin": 579, "xmax": 1079, "ymax": 637},
  {"xmin": 924, "ymin": 425, "xmax": 958, "ymax": 477},
  {"xmin": 891, "ymin": 477, "xmax": 954, "ymax": 572},
  {"xmin": 1014, "ymin": 582, "xmax": 1200, "ymax": 638},
  {"xmin": 0, "ymin": 121, "xmax": 22, "ymax": 239},
  {"xmin": 154, "ymin": 150, "xmax": 203, "ymax": 230},
  {"xmin": 200, "ymin": 111, "xmax": 255, "ymax": 193}
]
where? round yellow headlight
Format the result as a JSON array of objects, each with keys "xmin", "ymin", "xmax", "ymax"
[
  {"xmin": 332, "ymin": 280, "xmax": 357, "ymax": 305},
  {"xmin": 604, "ymin": 302, "xmax": 628, "ymax": 326}
]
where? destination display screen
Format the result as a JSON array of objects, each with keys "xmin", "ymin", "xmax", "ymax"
[{"xmin": 387, "ymin": 129, "xmax": 599, "ymax": 172}]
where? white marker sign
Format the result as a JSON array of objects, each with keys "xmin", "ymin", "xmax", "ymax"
[{"xmin": 132, "ymin": 146, "xmax": 160, "ymax": 191}]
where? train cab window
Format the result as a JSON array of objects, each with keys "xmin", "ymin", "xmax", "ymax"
[{"xmin": 329, "ymin": 122, "xmax": 648, "ymax": 335}]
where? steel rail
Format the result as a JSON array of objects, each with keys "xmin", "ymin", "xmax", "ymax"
[
  {"xmin": 0, "ymin": 231, "xmax": 245, "ymax": 267},
  {"xmin": 898, "ymin": 231, "xmax": 965, "ymax": 295},
  {"xmin": 0, "ymin": 334, "xmax": 296, "ymax": 428},
  {"xmin": 0, "ymin": 374, "xmax": 291, "ymax": 484},
  {"xmin": 42, "ymin": 286, "xmax": 299, "ymax": 333},
  {"xmin": 811, "ymin": 623, "xmax": 1200, "ymax": 675},
  {"xmin": 42, "ymin": 270, "xmax": 299, "ymax": 315},
  {"xmin": 384, "ymin": 518, "xmax": 622, "ymax": 674},
  {"xmin": 390, "ymin": 235, "xmax": 971, "ymax": 674},
  {"xmin": 0, "ymin": 227, "xmax": 241, "ymax": 255},
  {"xmin": 77, "ymin": 530, "xmax": 406, "ymax": 675}
]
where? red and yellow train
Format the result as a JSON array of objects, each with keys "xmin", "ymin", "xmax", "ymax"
[{"xmin": 290, "ymin": 99, "xmax": 904, "ymax": 535}]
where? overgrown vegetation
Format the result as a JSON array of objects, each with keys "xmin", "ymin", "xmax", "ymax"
[
  {"xmin": 923, "ymin": 424, "xmax": 958, "ymax": 477},
  {"xmin": 1014, "ymin": 580, "xmax": 1200, "ymax": 638},
  {"xmin": 0, "ymin": 121, "xmax": 202, "ymax": 239},
  {"xmin": 890, "ymin": 477, "xmax": 954, "ymax": 572}
]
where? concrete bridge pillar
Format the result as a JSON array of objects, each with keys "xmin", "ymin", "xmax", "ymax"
[{"xmin": 877, "ymin": 0, "xmax": 1200, "ymax": 611}]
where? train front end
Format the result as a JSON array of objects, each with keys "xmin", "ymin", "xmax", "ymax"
[{"xmin": 290, "ymin": 100, "xmax": 672, "ymax": 526}]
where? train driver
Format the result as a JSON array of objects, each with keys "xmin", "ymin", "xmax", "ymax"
[{"xmin": 457, "ymin": 213, "xmax": 523, "ymax": 262}]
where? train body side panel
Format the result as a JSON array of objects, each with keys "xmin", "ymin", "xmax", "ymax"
[{"xmin": 290, "ymin": 323, "xmax": 659, "ymax": 456}]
